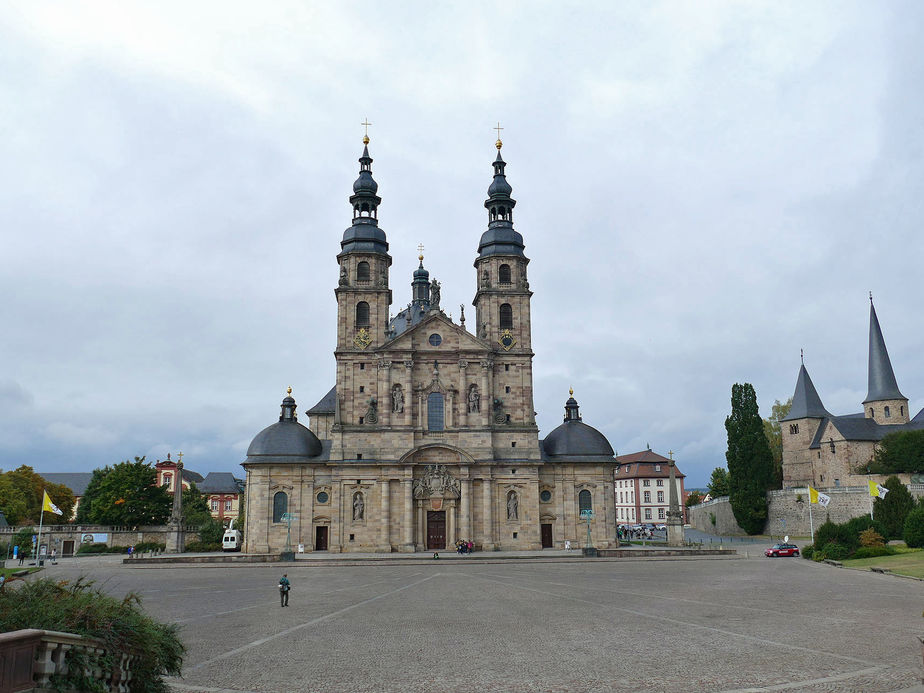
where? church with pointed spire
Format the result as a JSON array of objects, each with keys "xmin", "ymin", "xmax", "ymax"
[
  {"xmin": 781, "ymin": 298, "xmax": 924, "ymax": 489},
  {"xmin": 240, "ymin": 133, "xmax": 621, "ymax": 553}
]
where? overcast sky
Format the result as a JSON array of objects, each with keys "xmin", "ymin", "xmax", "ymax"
[{"xmin": 2, "ymin": 2, "xmax": 922, "ymax": 487}]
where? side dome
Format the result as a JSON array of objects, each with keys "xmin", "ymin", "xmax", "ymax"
[
  {"xmin": 245, "ymin": 392, "xmax": 322, "ymax": 461},
  {"xmin": 541, "ymin": 394, "xmax": 615, "ymax": 460}
]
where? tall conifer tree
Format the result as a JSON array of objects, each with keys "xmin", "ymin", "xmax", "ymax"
[{"xmin": 725, "ymin": 383, "xmax": 774, "ymax": 534}]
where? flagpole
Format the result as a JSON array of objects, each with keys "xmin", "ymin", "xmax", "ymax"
[
  {"xmin": 36, "ymin": 488, "xmax": 45, "ymax": 564},
  {"xmin": 807, "ymin": 487, "xmax": 814, "ymax": 545},
  {"xmin": 868, "ymin": 472, "xmax": 875, "ymax": 521}
]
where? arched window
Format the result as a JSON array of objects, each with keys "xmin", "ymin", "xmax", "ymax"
[
  {"xmin": 578, "ymin": 490, "xmax": 592, "ymax": 513},
  {"xmin": 357, "ymin": 261, "xmax": 370, "ymax": 281},
  {"xmin": 356, "ymin": 301, "xmax": 370, "ymax": 327},
  {"xmin": 273, "ymin": 492, "xmax": 288, "ymax": 523},
  {"xmin": 499, "ymin": 264, "xmax": 511, "ymax": 284},
  {"xmin": 884, "ymin": 406, "xmax": 891, "ymax": 418},
  {"xmin": 427, "ymin": 392, "xmax": 444, "ymax": 431},
  {"xmin": 499, "ymin": 303, "xmax": 513, "ymax": 330},
  {"xmin": 162, "ymin": 473, "xmax": 172, "ymax": 489},
  {"xmin": 869, "ymin": 408, "xmax": 874, "ymax": 418}
]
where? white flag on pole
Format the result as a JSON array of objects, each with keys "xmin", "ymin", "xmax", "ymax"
[
  {"xmin": 816, "ymin": 491, "xmax": 831, "ymax": 508},
  {"xmin": 876, "ymin": 484, "xmax": 889, "ymax": 498}
]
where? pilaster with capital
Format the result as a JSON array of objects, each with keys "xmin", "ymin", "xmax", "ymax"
[
  {"xmin": 458, "ymin": 360, "xmax": 468, "ymax": 427},
  {"xmin": 460, "ymin": 475, "xmax": 472, "ymax": 541},
  {"xmin": 480, "ymin": 360, "xmax": 492, "ymax": 427},
  {"xmin": 378, "ymin": 359, "xmax": 392, "ymax": 426},
  {"xmin": 401, "ymin": 478, "xmax": 414, "ymax": 551},
  {"xmin": 482, "ymin": 473, "xmax": 495, "ymax": 550},
  {"xmin": 378, "ymin": 478, "xmax": 391, "ymax": 551},
  {"xmin": 403, "ymin": 360, "xmax": 413, "ymax": 426}
]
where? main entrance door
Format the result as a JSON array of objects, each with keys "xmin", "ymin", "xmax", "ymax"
[
  {"xmin": 427, "ymin": 511, "xmax": 446, "ymax": 550},
  {"xmin": 540, "ymin": 523, "xmax": 553, "ymax": 548},
  {"xmin": 315, "ymin": 526, "xmax": 328, "ymax": 551}
]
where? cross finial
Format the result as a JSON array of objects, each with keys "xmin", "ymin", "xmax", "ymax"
[
  {"xmin": 177, "ymin": 451, "xmax": 183, "ymax": 466},
  {"xmin": 800, "ymin": 348, "xmax": 804, "ymax": 365},
  {"xmin": 869, "ymin": 291, "xmax": 873, "ymax": 304},
  {"xmin": 361, "ymin": 118, "xmax": 372, "ymax": 145},
  {"xmin": 417, "ymin": 243, "xmax": 425, "ymax": 261},
  {"xmin": 494, "ymin": 121, "xmax": 503, "ymax": 149},
  {"xmin": 668, "ymin": 450, "xmax": 674, "ymax": 460}
]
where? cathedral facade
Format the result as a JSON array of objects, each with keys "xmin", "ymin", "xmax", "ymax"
[{"xmin": 241, "ymin": 136, "xmax": 619, "ymax": 553}]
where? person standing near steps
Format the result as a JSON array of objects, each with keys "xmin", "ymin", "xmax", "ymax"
[{"xmin": 279, "ymin": 573, "xmax": 290, "ymax": 607}]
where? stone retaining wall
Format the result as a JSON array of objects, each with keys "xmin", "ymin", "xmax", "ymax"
[
  {"xmin": 0, "ymin": 525, "xmax": 200, "ymax": 555},
  {"xmin": 688, "ymin": 485, "xmax": 924, "ymax": 536}
]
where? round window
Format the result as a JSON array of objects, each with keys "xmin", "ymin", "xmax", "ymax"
[
  {"xmin": 540, "ymin": 490, "xmax": 552, "ymax": 503},
  {"xmin": 428, "ymin": 333, "xmax": 442, "ymax": 346},
  {"xmin": 316, "ymin": 491, "xmax": 329, "ymax": 504}
]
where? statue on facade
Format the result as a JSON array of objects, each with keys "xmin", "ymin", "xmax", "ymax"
[
  {"xmin": 507, "ymin": 491, "xmax": 518, "ymax": 520},
  {"xmin": 339, "ymin": 264, "xmax": 348, "ymax": 286},
  {"xmin": 430, "ymin": 278, "xmax": 441, "ymax": 309},
  {"xmin": 468, "ymin": 384, "xmax": 480, "ymax": 413},
  {"xmin": 365, "ymin": 397, "xmax": 378, "ymax": 424},
  {"xmin": 482, "ymin": 269, "xmax": 490, "ymax": 288},
  {"xmin": 391, "ymin": 384, "xmax": 404, "ymax": 413},
  {"xmin": 480, "ymin": 322, "xmax": 487, "ymax": 339},
  {"xmin": 353, "ymin": 492, "xmax": 364, "ymax": 521}
]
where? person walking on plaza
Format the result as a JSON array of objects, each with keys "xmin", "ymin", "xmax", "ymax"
[{"xmin": 279, "ymin": 573, "xmax": 290, "ymax": 607}]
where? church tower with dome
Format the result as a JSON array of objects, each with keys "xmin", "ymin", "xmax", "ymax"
[{"xmin": 241, "ymin": 134, "xmax": 620, "ymax": 554}]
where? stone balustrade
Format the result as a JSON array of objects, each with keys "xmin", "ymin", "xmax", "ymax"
[{"xmin": 0, "ymin": 629, "xmax": 133, "ymax": 693}]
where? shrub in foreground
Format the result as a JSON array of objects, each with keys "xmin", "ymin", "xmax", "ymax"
[
  {"xmin": 76, "ymin": 543, "xmax": 125, "ymax": 555},
  {"xmin": 818, "ymin": 542, "xmax": 850, "ymax": 561},
  {"xmin": 903, "ymin": 507, "xmax": 924, "ymax": 548},
  {"xmin": 851, "ymin": 545, "xmax": 896, "ymax": 559},
  {"xmin": 0, "ymin": 577, "xmax": 184, "ymax": 692},
  {"xmin": 801, "ymin": 545, "xmax": 814, "ymax": 560},
  {"xmin": 184, "ymin": 540, "xmax": 221, "ymax": 552}
]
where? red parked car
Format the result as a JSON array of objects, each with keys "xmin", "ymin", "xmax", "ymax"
[{"xmin": 765, "ymin": 543, "xmax": 800, "ymax": 557}]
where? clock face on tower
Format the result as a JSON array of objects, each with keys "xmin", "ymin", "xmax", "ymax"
[{"xmin": 499, "ymin": 329, "xmax": 516, "ymax": 351}]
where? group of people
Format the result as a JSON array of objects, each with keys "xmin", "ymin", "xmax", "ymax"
[
  {"xmin": 455, "ymin": 539, "xmax": 474, "ymax": 554},
  {"xmin": 618, "ymin": 526, "xmax": 655, "ymax": 541}
]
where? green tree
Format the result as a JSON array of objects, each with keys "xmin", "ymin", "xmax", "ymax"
[
  {"xmin": 762, "ymin": 398, "xmax": 792, "ymax": 489},
  {"xmin": 76, "ymin": 457, "xmax": 171, "ymax": 526},
  {"xmin": 685, "ymin": 490, "xmax": 705, "ymax": 507},
  {"xmin": 725, "ymin": 383, "xmax": 774, "ymax": 534},
  {"xmin": 708, "ymin": 467, "xmax": 730, "ymax": 498},
  {"xmin": 868, "ymin": 430, "xmax": 924, "ymax": 475},
  {"xmin": 181, "ymin": 486, "xmax": 212, "ymax": 526},
  {"xmin": 874, "ymin": 475, "xmax": 915, "ymax": 540},
  {"xmin": 0, "ymin": 466, "xmax": 74, "ymax": 525}
]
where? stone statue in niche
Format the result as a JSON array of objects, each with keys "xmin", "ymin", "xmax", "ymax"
[
  {"xmin": 379, "ymin": 267, "xmax": 387, "ymax": 287},
  {"xmin": 468, "ymin": 384, "xmax": 480, "ymax": 413},
  {"xmin": 353, "ymin": 492, "xmax": 364, "ymax": 521},
  {"xmin": 339, "ymin": 264, "xmax": 348, "ymax": 286},
  {"xmin": 480, "ymin": 322, "xmax": 487, "ymax": 339},
  {"xmin": 482, "ymin": 269, "xmax": 490, "ymax": 288},
  {"xmin": 391, "ymin": 384, "xmax": 404, "ymax": 413},
  {"xmin": 430, "ymin": 278, "xmax": 441, "ymax": 309},
  {"xmin": 507, "ymin": 491, "xmax": 518, "ymax": 520}
]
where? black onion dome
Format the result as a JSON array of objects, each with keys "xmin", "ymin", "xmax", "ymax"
[
  {"xmin": 245, "ymin": 393, "xmax": 322, "ymax": 461},
  {"xmin": 340, "ymin": 142, "xmax": 389, "ymax": 257},
  {"xmin": 353, "ymin": 146, "xmax": 379, "ymax": 194},
  {"xmin": 477, "ymin": 145, "xmax": 524, "ymax": 259},
  {"xmin": 541, "ymin": 394, "xmax": 615, "ymax": 460}
]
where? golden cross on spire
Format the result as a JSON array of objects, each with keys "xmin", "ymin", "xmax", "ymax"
[
  {"xmin": 287, "ymin": 386, "xmax": 292, "ymax": 395},
  {"xmin": 361, "ymin": 118, "xmax": 372, "ymax": 144},
  {"xmin": 177, "ymin": 451, "xmax": 183, "ymax": 465},
  {"xmin": 668, "ymin": 450, "xmax": 674, "ymax": 460},
  {"xmin": 417, "ymin": 243, "xmax": 425, "ymax": 261},
  {"xmin": 494, "ymin": 121, "xmax": 503, "ymax": 149}
]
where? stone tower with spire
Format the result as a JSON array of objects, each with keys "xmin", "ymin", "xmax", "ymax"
[
  {"xmin": 780, "ymin": 299, "xmax": 921, "ymax": 489},
  {"xmin": 863, "ymin": 297, "xmax": 909, "ymax": 425}
]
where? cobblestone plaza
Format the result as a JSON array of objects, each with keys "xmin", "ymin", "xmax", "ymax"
[{"xmin": 46, "ymin": 554, "xmax": 924, "ymax": 692}]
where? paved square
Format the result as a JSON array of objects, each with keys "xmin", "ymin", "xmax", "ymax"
[{"xmin": 46, "ymin": 555, "xmax": 924, "ymax": 692}]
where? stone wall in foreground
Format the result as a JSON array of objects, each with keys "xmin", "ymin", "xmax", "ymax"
[{"xmin": 688, "ymin": 485, "xmax": 924, "ymax": 537}]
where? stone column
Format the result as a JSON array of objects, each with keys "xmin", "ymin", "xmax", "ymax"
[
  {"xmin": 461, "ymin": 476, "xmax": 472, "ymax": 542},
  {"xmin": 480, "ymin": 360, "xmax": 491, "ymax": 426},
  {"xmin": 667, "ymin": 459, "xmax": 685, "ymax": 546},
  {"xmin": 417, "ymin": 500, "xmax": 426, "ymax": 551},
  {"xmin": 447, "ymin": 499, "xmax": 456, "ymax": 549},
  {"xmin": 401, "ymin": 479, "xmax": 414, "ymax": 552},
  {"xmin": 447, "ymin": 391, "xmax": 454, "ymax": 428},
  {"xmin": 379, "ymin": 478, "xmax": 391, "ymax": 551},
  {"xmin": 482, "ymin": 475, "xmax": 495, "ymax": 550},
  {"xmin": 459, "ymin": 361, "xmax": 468, "ymax": 426}
]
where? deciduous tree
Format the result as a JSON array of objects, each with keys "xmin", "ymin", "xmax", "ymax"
[
  {"xmin": 708, "ymin": 467, "xmax": 730, "ymax": 498},
  {"xmin": 685, "ymin": 490, "xmax": 704, "ymax": 507},
  {"xmin": 762, "ymin": 398, "xmax": 792, "ymax": 489},
  {"xmin": 725, "ymin": 383, "xmax": 774, "ymax": 534},
  {"xmin": 0, "ymin": 466, "xmax": 74, "ymax": 525},
  {"xmin": 76, "ymin": 457, "xmax": 171, "ymax": 526},
  {"xmin": 868, "ymin": 430, "xmax": 924, "ymax": 475}
]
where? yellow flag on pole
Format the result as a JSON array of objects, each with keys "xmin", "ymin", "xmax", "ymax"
[
  {"xmin": 868, "ymin": 479, "xmax": 880, "ymax": 497},
  {"xmin": 808, "ymin": 486, "xmax": 819, "ymax": 503},
  {"xmin": 42, "ymin": 490, "xmax": 63, "ymax": 516}
]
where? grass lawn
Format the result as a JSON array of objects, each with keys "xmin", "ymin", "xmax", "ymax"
[
  {"xmin": 1, "ymin": 566, "xmax": 40, "ymax": 579},
  {"xmin": 842, "ymin": 548, "xmax": 924, "ymax": 578}
]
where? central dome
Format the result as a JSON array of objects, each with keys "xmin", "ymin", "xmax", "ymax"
[
  {"xmin": 245, "ymin": 393, "xmax": 323, "ymax": 462},
  {"xmin": 541, "ymin": 395, "xmax": 615, "ymax": 460}
]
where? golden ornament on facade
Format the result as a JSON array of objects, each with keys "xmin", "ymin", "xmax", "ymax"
[
  {"xmin": 498, "ymin": 329, "xmax": 516, "ymax": 351},
  {"xmin": 353, "ymin": 328, "xmax": 373, "ymax": 350}
]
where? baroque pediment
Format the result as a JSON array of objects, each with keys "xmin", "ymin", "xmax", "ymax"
[{"xmin": 382, "ymin": 312, "xmax": 489, "ymax": 352}]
